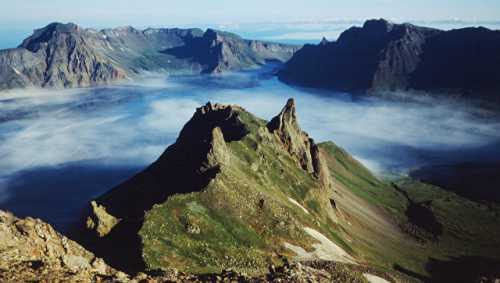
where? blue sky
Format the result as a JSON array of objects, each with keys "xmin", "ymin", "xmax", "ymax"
[
  {"xmin": 0, "ymin": 0, "xmax": 499, "ymax": 49},
  {"xmin": 1, "ymin": 0, "xmax": 499, "ymax": 28}
]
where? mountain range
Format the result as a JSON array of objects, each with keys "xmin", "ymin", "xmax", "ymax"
[
  {"xmin": 0, "ymin": 23, "xmax": 298, "ymax": 90},
  {"xmin": 1, "ymin": 19, "xmax": 500, "ymax": 102},
  {"xmin": 279, "ymin": 19, "xmax": 500, "ymax": 100}
]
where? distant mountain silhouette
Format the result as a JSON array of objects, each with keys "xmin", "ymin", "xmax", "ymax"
[{"xmin": 279, "ymin": 19, "xmax": 500, "ymax": 101}]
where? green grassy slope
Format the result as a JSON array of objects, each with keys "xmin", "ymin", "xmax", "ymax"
[
  {"xmin": 86, "ymin": 100, "xmax": 500, "ymax": 282},
  {"xmin": 319, "ymin": 141, "xmax": 500, "ymax": 282},
  {"xmin": 138, "ymin": 105, "xmax": 349, "ymax": 274}
]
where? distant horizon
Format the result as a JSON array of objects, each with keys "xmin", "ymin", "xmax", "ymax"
[{"xmin": 1, "ymin": 17, "xmax": 500, "ymax": 50}]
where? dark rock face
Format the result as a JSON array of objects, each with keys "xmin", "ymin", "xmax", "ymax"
[
  {"xmin": 411, "ymin": 27, "xmax": 500, "ymax": 98},
  {"xmin": 0, "ymin": 23, "xmax": 298, "ymax": 91},
  {"xmin": 80, "ymin": 102, "xmax": 256, "ymax": 272},
  {"xmin": 163, "ymin": 29, "xmax": 298, "ymax": 73},
  {"xmin": 279, "ymin": 19, "xmax": 500, "ymax": 100}
]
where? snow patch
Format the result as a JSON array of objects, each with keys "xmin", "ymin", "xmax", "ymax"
[
  {"xmin": 284, "ymin": 227, "xmax": 356, "ymax": 264},
  {"xmin": 12, "ymin": 67, "xmax": 22, "ymax": 76},
  {"xmin": 288, "ymin": 197, "xmax": 309, "ymax": 214},
  {"xmin": 363, "ymin": 274, "xmax": 390, "ymax": 283}
]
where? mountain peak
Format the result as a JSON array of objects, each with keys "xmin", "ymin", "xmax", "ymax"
[
  {"xmin": 362, "ymin": 18, "xmax": 394, "ymax": 33},
  {"xmin": 268, "ymin": 98, "xmax": 297, "ymax": 130},
  {"xmin": 42, "ymin": 22, "xmax": 80, "ymax": 33},
  {"xmin": 267, "ymin": 98, "xmax": 331, "ymax": 187},
  {"xmin": 177, "ymin": 102, "xmax": 249, "ymax": 144},
  {"xmin": 268, "ymin": 98, "xmax": 316, "ymax": 173},
  {"xmin": 20, "ymin": 22, "xmax": 81, "ymax": 51},
  {"xmin": 83, "ymin": 99, "xmax": 338, "ymax": 273}
]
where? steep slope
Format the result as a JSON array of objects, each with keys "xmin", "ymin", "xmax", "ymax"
[
  {"xmin": 78, "ymin": 98, "xmax": 500, "ymax": 282},
  {"xmin": 279, "ymin": 19, "xmax": 500, "ymax": 100},
  {"xmin": 82, "ymin": 99, "xmax": 350, "ymax": 275},
  {"xmin": 0, "ymin": 23, "xmax": 298, "ymax": 90},
  {"xmin": 162, "ymin": 29, "xmax": 298, "ymax": 74},
  {"xmin": 319, "ymin": 142, "xmax": 500, "ymax": 282},
  {"xmin": 279, "ymin": 19, "xmax": 440, "ymax": 92}
]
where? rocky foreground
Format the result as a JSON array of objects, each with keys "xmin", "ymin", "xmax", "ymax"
[{"xmin": 1, "ymin": 210, "xmax": 389, "ymax": 282}]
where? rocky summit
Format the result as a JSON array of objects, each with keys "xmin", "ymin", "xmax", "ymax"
[
  {"xmin": 3, "ymin": 98, "xmax": 500, "ymax": 282},
  {"xmin": 279, "ymin": 19, "xmax": 500, "ymax": 100},
  {"xmin": 0, "ymin": 23, "xmax": 298, "ymax": 90},
  {"xmin": 0, "ymin": 98, "xmax": 399, "ymax": 282},
  {"xmin": 81, "ymin": 98, "xmax": 344, "ymax": 275}
]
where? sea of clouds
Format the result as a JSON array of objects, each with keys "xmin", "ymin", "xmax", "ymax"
[{"xmin": 1, "ymin": 70, "xmax": 500, "ymax": 229}]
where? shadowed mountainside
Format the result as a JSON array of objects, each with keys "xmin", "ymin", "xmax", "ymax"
[{"xmin": 279, "ymin": 19, "xmax": 500, "ymax": 101}]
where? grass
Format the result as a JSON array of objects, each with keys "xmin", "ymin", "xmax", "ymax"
[
  {"xmin": 136, "ymin": 107, "xmax": 500, "ymax": 281},
  {"xmin": 319, "ymin": 141, "xmax": 407, "ymax": 216},
  {"xmin": 139, "ymin": 109, "xmax": 351, "ymax": 275},
  {"xmin": 319, "ymin": 141, "xmax": 500, "ymax": 281}
]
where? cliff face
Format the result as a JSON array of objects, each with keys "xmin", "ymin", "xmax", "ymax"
[
  {"xmin": 411, "ymin": 27, "xmax": 500, "ymax": 97},
  {"xmin": 0, "ymin": 23, "xmax": 298, "ymax": 91},
  {"xmin": 279, "ymin": 19, "xmax": 500, "ymax": 100},
  {"xmin": 163, "ymin": 29, "xmax": 298, "ymax": 73},
  {"xmin": 81, "ymin": 99, "xmax": 342, "ymax": 274}
]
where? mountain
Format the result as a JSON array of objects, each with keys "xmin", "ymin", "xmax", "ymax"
[
  {"xmin": 0, "ymin": 23, "xmax": 298, "ymax": 90},
  {"xmin": 78, "ymin": 98, "xmax": 500, "ymax": 282},
  {"xmin": 278, "ymin": 19, "xmax": 500, "ymax": 100},
  {"xmin": 79, "ymin": 98, "xmax": 401, "ymax": 281},
  {"xmin": 2, "ymin": 98, "xmax": 499, "ymax": 282},
  {"xmin": 81, "ymin": 99, "xmax": 343, "ymax": 272}
]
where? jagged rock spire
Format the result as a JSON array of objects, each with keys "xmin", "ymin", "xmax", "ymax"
[
  {"xmin": 267, "ymin": 98, "xmax": 332, "ymax": 188},
  {"xmin": 268, "ymin": 98, "xmax": 314, "ymax": 173}
]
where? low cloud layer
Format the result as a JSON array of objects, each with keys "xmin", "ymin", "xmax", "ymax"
[{"xmin": 1, "ymin": 72, "xmax": 500, "ymax": 203}]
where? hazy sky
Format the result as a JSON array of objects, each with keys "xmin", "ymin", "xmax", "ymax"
[{"xmin": 1, "ymin": 0, "xmax": 500, "ymax": 29}]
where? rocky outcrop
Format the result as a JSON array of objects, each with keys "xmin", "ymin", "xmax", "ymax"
[
  {"xmin": 268, "ymin": 98, "xmax": 331, "ymax": 188},
  {"xmin": 80, "ymin": 99, "xmax": 342, "ymax": 274},
  {"xmin": 279, "ymin": 19, "xmax": 500, "ymax": 100},
  {"xmin": 86, "ymin": 201, "xmax": 120, "ymax": 238},
  {"xmin": 0, "ymin": 23, "xmax": 299, "ymax": 91},
  {"xmin": 0, "ymin": 210, "xmax": 127, "ymax": 282}
]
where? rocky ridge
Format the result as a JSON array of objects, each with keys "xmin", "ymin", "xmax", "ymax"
[
  {"xmin": 81, "ymin": 98, "xmax": 343, "ymax": 274},
  {"xmin": 279, "ymin": 19, "xmax": 500, "ymax": 100},
  {"xmin": 0, "ymin": 22, "xmax": 299, "ymax": 90}
]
